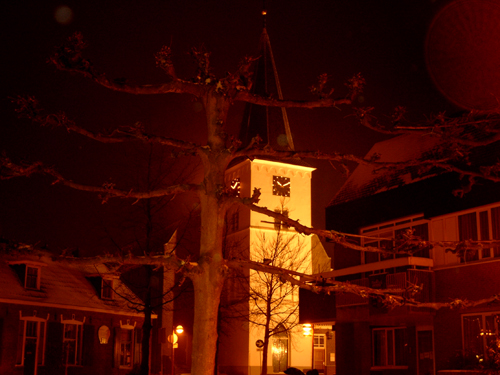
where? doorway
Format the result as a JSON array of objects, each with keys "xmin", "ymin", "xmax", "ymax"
[{"xmin": 417, "ymin": 329, "xmax": 435, "ymax": 375}]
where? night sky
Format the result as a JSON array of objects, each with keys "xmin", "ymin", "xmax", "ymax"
[{"xmin": 0, "ymin": 0, "xmax": 462, "ymax": 255}]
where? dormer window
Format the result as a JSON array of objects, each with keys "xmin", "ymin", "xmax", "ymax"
[
  {"xmin": 26, "ymin": 266, "xmax": 39, "ymax": 289},
  {"xmin": 9, "ymin": 261, "xmax": 44, "ymax": 290},
  {"xmin": 101, "ymin": 278, "xmax": 114, "ymax": 299},
  {"xmin": 87, "ymin": 274, "xmax": 118, "ymax": 300}
]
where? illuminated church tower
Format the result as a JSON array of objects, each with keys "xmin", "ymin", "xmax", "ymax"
[{"xmin": 219, "ymin": 15, "xmax": 331, "ymax": 375}]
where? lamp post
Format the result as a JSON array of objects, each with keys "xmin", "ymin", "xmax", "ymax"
[{"xmin": 168, "ymin": 325, "xmax": 183, "ymax": 375}]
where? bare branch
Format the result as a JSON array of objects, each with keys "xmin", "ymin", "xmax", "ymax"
[
  {"xmin": 49, "ymin": 32, "xmax": 204, "ymax": 97},
  {"xmin": 0, "ymin": 157, "xmax": 200, "ymax": 201},
  {"xmin": 228, "ymin": 259, "xmax": 500, "ymax": 311},
  {"xmin": 11, "ymin": 96, "xmax": 201, "ymax": 152},
  {"xmin": 234, "ymin": 91, "xmax": 352, "ymax": 109}
]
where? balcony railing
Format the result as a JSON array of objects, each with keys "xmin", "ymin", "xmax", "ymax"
[
  {"xmin": 336, "ymin": 278, "xmax": 369, "ymax": 307},
  {"xmin": 337, "ymin": 269, "xmax": 433, "ymax": 307}
]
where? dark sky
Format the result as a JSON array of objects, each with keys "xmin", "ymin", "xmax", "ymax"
[{"xmin": 0, "ymin": 0, "xmax": 459, "ymax": 255}]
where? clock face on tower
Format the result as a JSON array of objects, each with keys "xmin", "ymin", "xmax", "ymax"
[
  {"xmin": 230, "ymin": 178, "xmax": 241, "ymax": 196},
  {"xmin": 272, "ymin": 175, "xmax": 290, "ymax": 197}
]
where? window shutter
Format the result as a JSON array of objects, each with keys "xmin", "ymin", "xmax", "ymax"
[
  {"xmin": 113, "ymin": 327, "xmax": 120, "ymax": 368},
  {"xmin": 82, "ymin": 324, "xmax": 95, "ymax": 367},
  {"xmin": 15, "ymin": 320, "xmax": 24, "ymax": 365},
  {"xmin": 38, "ymin": 321, "xmax": 45, "ymax": 365},
  {"xmin": 45, "ymin": 321, "xmax": 63, "ymax": 368},
  {"xmin": 134, "ymin": 328, "xmax": 142, "ymax": 368}
]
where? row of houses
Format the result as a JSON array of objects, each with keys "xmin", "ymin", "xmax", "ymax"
[{"xmin": 0, "ymin": 236, "xmax": 192, "ymax": 375}]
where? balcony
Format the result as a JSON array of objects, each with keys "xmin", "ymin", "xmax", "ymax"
[
  {"xmin": 318, "ymin": 256, "xmax": 433, "ymax": 279},
  {"xmin": 335, "ymin": 269, "xmax": 433, "ymax": 308}
]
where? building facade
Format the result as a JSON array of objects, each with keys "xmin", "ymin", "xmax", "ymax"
[
  {"xmin": 308, "ymin": 134, "xmax": 500, "ymax": 375},
  {"xmin": 217, "ymin": 24, "xmax": 332, "ymax": 375},
  {"xmin": 0, "ymin": 244, "xmax": 152, "ymax": 375}
]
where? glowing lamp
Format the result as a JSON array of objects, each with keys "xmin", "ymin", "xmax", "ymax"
[
  {"xmin": 175, "ymin": 325, "xmax": 184, "ymax": 335},
  {"xmin": 98, "ymin": 325, "xmax": 110, "ymax": 344},
  {"xmin": 303, "ymin": 323, "xmax": 312, "ymax": 336}
]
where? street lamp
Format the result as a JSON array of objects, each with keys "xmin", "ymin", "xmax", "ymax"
[{"xmin": 169, "ymin": 325, "xmax": 184, "ymax": 375}]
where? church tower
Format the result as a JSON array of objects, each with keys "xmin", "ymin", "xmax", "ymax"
[{"xmin": 219, "ymin": 12, "xmax": 329, "ymax": 375}]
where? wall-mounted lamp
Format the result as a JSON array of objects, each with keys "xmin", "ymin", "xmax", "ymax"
[
  {"xmin": 303, "ymin": 323, "xmax": 312, "ymax": 336},
  {"xmin": 98, "ymin": 325, "xmax": 110, "ymax": 344}
]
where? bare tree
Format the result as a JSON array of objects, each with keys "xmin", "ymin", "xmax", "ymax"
[
  {"xmin": 1, "ymin": 28, "xmax": 500, "ymax": 375},
  {"xmin": 248, "ymin": 222, "xmax": 310, "ymax": 375}
]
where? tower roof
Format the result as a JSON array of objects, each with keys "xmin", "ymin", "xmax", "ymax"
[{"xmin": 239, "ymin": 27, "xmax": 295, "ymax": 151}]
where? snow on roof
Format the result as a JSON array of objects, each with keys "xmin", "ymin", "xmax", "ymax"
[
  {"xmin": 0, "ymin": 254, "xmax": 144, "ymax": 316},
  {"xmin": 330, "ymin": 133, "xmax": 442, "ymax": 206}
]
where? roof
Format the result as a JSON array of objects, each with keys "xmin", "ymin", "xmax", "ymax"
[
  {"xmin": 0, "ymin": 252, "xmax": 145, "ymax": 316},
  {"xmin": 330, "ymin": 133, "xmax": 443, "ymax": 206}
]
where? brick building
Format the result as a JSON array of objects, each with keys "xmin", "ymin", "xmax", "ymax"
[{"xmin": 0, "ymin": 244, "xmax": 152, "ymax": 375}]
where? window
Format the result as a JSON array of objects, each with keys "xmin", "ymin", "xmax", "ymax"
[
  {"xmin": 458, "ymin": 212, "xmax": 479, "ymax": 262},
  {"xmin": 26, "ymin": 266, "xmax": 39, "ymax": 289},
  {"xmin": 372, "ymin": 327, "xmax": 408, "ymax": 368},
  {"xmin": 492, "ymin": 207, "xmax": 500, "ymax": 257},
  {"xmin": 120, "ymin": 329, "xmax": 133, "ymax": 368},
  {"xmin": 101, "ymin": 278, "xmax": 114, "ymax": 299},
  {"xmin": 62, "ymin": 318, "xmax": 84, "ymax": 366},
  {"xmin": 314, "ymin": 334, "xmax": 325, "ymax": 348},
  {"xmin": 16, "ymin": 316, "xmax": 47, "ymax": 367},
  {"xmin": 463, "ymin": 312, "xmax": 500, "ymax": 359},
  {"xmin": 9, "ymin": 262, "xmax": 42, "ymax": 290},
  {"xmin": 458, "ymin": 206, "xmax": 500, "ymax": 262},
  {"xmin": 361, "ymin": 216, "xmax": 430, "ymax": 264},
  {"xmin": 115, "ymin": 322, "xmax": 138, "ymax": 369}
]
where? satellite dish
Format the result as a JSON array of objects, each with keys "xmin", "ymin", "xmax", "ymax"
[{"xmin": 425, "ymin": 0, "xmax": 500, "ymax": 111}]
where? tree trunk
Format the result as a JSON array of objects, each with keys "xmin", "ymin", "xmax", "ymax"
[
  {"xmin": 261, "ymin": 285, "xmax": 273, "ymax": 375},
  {"xmin": 141, "ymin": 287, "xmax": 153, "ymax": 375},
  {"xmin": 190, "ymin": 90, "xmax": 231, "ymax": 375}
]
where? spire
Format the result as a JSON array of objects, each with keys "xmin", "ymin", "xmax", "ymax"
[{"xmin": 238, "ymin": 23, "xmax": 295, "ymax": 152}]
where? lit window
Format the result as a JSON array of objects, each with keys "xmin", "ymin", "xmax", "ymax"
[
  {"xmin": 62, "ymin": 321, "xmax": 83, "ymax": 365},
  {"xmin": 314, "ymin": 334, "xmax": 325, "ymax": 348},
  {"xmin": 463, "ymin": 312, "xmax": 500, "ymax": 359},
  {"xmin": 16, "ymin": 316, "xmax": 47, "ymax": 367},
  {"xmin": 372, "ymin": 327, "xmax": 407, "ymax": 368}
]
